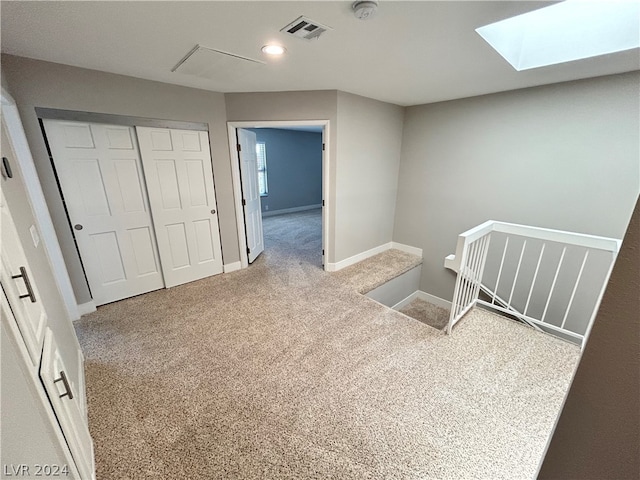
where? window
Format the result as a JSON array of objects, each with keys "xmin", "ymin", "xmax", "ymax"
[
  {"xmin": 256, "ymin": 142, "xmax": 268, "ymax": 196},
  {"xmin": 476, "ymin": 1, "xmax": 640, "ymax": 71}
]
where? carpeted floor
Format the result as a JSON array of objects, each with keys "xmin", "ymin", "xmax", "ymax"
[
  {"xmin": 75, "ymin": 210, "xmax": 580, "ymax": 479},
  {"xmin": 398, "ymin": 298, "xmax": 450, "ymax": 331}
]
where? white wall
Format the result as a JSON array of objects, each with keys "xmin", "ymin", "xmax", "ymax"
[
  {"xmin": 335, "ymin": 91, "xmax": 405, "ymax": 261},
  {"xmin": 393, "ymin": 72, "xmax": 640, "ymax": 300}
]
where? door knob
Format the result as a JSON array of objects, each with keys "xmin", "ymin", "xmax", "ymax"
[
  {"xmin": 211, "ymin": 209, "xmax": 216, "ymax": 215},
  {"xmin": 74, "ymin": 224, "xmax": 83, "ymax": 231}
]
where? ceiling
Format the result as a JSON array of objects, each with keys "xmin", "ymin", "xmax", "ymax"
[{"xmin": 2, "ymin": 1, "xmax": 638, "ymax": 107}]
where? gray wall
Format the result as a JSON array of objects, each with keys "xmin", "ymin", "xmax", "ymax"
[
  {"xmin": 248, "ymin": 128, "xmax": 322, "ymax": 214},
  {"xmin": 1, "ymin": 54, "xmax": 239, "ymax": 304},
  {"xmin": 393, "ymin": 72, "xmax": 640, "ymax": 301},
  {"xmin": 226, "ymin": 90, "xmax": 404, "ymax": 265},
  {"xmin": 538, "ymin": 195, "xmax": 639, "ymax": 480},
  {"xmin": 225, "ymin": 91, "xmax": 341, "ymax": 259},
  {"xmin": 335, "ymin": 91, "xmax": 405, "ymax": 261}
]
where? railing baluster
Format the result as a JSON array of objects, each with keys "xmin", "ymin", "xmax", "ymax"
[
  {"xmin": 541, "ymin": 246, "xmax": 567, "ymax": 324},
  {"xmin": 493, "ymin": 236, "xmax": 510, "ymax": 305},
  {"xmin": 470, "ymin": 239, "xmax": 482, "ymax": 297},
  {"xmin": 448, "ymin": 241, "xmax": 471, "ymax": 333},
  {"xmin": 472, "ymin": 235, "xmax": 491, "ymax": 305},
  {"xmin": 461, "ymin": 241, "xmax": 477, "ymax": 313},
  {"xmin": 524, "ymin": 243, "xmax": 546, "ymax": 316},
  {"xmin": 507, "ymin": 240, "xmax": 527, "ymax": 308},
  {"xmin": 471, "ymin": 237, "xmax": 484, "ymax": 296},
  {"xmin": 560, "ymin": 249, "xmax": 590, "ymax": 330}
]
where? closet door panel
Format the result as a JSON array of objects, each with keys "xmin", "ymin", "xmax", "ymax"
[
  {"xmin": 43, "ymin": 120, "xmax": 164, "ymax": 305},
  {"xmin": 136, "ymin": 127, "xmax": 223, "ymax": 287}
]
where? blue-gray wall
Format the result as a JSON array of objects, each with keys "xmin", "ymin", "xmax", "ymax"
[{"xmin": 249, "ymin": 128, "xmax": 322, "ymax": 214}]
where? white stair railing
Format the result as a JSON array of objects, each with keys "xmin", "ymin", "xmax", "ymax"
[{"xmin": 445, "ymin": 221, "xmax": 621, "ymax": 349}]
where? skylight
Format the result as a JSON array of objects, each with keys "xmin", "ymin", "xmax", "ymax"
[{"xmin": 476, "ymin": 0, "xmax": 640, "ymax": 71}]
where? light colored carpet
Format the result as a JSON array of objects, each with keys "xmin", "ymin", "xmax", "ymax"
[
  {"xmin": 399, "ymin": 298, "xmax": 450, "ymax": 331},
  {"xmin": 75, "ymin": 210, "xmax": 580, "ymax": 479},
  {"xmin": 332, "ymin": 249, "xmax": 423, "ymax": 295}
]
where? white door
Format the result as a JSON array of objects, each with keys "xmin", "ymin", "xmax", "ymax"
[
  {"xmin": 136, "ymin": 127, "xmax": 223, "ymax": 287},
  {"xmin": 0, "ymin": 191, "xmax": 47, "ymax": 367},
  {"xmin": 40, "ymin": 328, "xmax": 95, "ymax": 480},
  {"xmin": 237, "ymin": 129, "xmax": 264, "ymax": 263},
  {"xmin": 43, "ymin": 120, "xmax": 164, "ymax": 306}
]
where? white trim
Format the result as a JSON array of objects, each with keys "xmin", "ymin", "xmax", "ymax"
[
  {"xmin": 416, "ymin": 291, "xmax": 453, "ymax": 310},
  {"xmin": 391, "ymin": 242, "xmax": 423, "ymax": 257},
  {"xmin": 227, "ymin": 120, "xmax": 331, "ymax": 271},
  {"xmin": 391, "ymin": 290, "xmax": 453, "ymax": 311},
  {"xmin": 77, "ymin": 347, "xmax": 87, "ymax": 419},
  {"xmin": 223, "ymin": 261, "xmax": 242, "ymax": 273},
  {"xmin": 1, "ymin": 87, "xmax": 80, "ymax": 320},
  {"xmin": 76, "ymin": 301, "xmax": 97, "ymax": 317},
  {"xmin": 325, "ymin": 242, "xmax": 392, "ymax": 272},
  {"xmin": 493, "ymin": 221, "xmax": 622, "ymax": 253},
  {"xmin": 262, "ymin": 204, "xmax": 321, "ymax": 218},
  {"xmin": 227, "ymin": 125, "xmax": 249, "ymax": 269},
  {"xmin": 444, "ymin": 254, "xmax": 457, "ymax": 272}
]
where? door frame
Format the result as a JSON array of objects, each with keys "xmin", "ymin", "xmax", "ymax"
[
  {"xmin": 227, "ymin": 120, "xmax": 331, "ymax": 270},
  {"xmin": 1, "ymin": 88, "xmax": 80, "ymax": 320}
]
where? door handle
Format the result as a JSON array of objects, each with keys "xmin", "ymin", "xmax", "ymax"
[
  {"xmin": 74, "ymin": 224, "xmax": 83, "ymax": 231},
  {"xmin": 11, "ymin": 267, "xmax": 37, "ymax": 303},
  {"xmin": 54, "ymin": 370, "xmax": 74, "ymax": 400},
  {"xmin": 1, "ymin": 157, "xmax": 13, "ymax": 179},
  {"xmin": 211, "ymin": 209, "xmax": 216, "ymax": 215}
]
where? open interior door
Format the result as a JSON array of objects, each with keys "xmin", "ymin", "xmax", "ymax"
[{"xmin": 237, "ymin": 129, "xmax": 264, "ymax": 263}]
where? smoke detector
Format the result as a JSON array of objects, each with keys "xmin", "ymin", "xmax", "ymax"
[{"xmin": 352, "ymin": 1, "xmax": 378, "ymax": 20}]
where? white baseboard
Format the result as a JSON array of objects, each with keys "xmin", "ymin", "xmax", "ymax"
[
  {"xmin": 326, "ymin": 241, "xmax": 424, "ymax": 272},
  {"xmin": 326, "ymin": 242, "xmax": 392, "ymax": 272},
  {"xmin": 417, "ymin": 291, "xmax": 452, "ymax": 310},
  {"xmin": 391, "ymin": 290, "xmax": 452, "ymax": 311},
  {"xmin": 262, "ymin": 204, "xmax": 322, "ymax": 218},
  {"xmin": 391, "ymin": 242, "xmax": 423, "ymax": 257},
  {"xmin": 223, "ymin": 261, "xmax": 242, "ymax": 273},
  {"xmin": 391, "ymin": 290, "xmax": 421, "ymax": 310},
  {"xmin": 76, "ymin": 301, "xmax": 96, "ymax": 317}
]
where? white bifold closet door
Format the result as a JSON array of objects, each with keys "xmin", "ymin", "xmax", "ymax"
[
  {"xmin": 43, "ymin": 120, "xmax": 164, "ymax": 306},
  {"xmin": 135, "ymin": 127, "xmax": 223, "ymax": 287}
]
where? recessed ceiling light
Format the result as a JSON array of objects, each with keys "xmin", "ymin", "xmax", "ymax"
[
  {"xmin": 261, "ymin": 45, "xmax": 286, "ymax": 55},
  {"xmin": 477, "ymin": 0, "xmax": 640, "ymax": 71}
]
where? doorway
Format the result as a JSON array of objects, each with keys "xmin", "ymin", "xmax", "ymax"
[{"xmin": 227, "ymin": 121, "xmax": 330, "ymax": 270}]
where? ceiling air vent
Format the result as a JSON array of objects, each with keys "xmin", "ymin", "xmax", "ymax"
[{"xmin": 281, "ymin": 16, "xmax": 332, "ymax": 41}]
